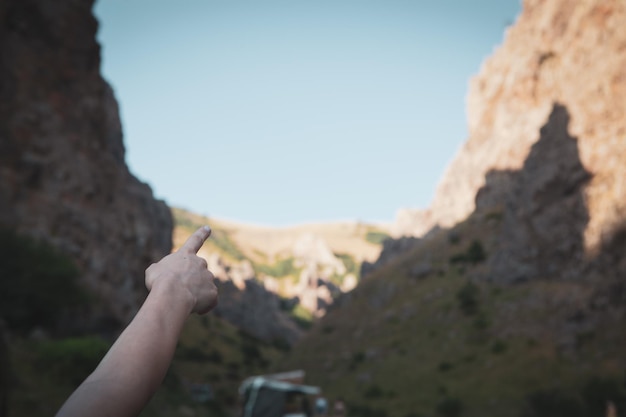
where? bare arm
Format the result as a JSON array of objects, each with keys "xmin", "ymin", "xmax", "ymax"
[{"xmin": 56, "ymin": 226, "xmax": 218, "ymax": 417}]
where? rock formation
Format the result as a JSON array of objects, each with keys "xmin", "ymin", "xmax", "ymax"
[
  {"xmin": 478, "ymin": 103, "xmax": 592, "ymax": 283},
  {"xmin": 394, "ymin": 0, "xmax": 626, "ymax": 255},
  {"xmin": 0, "ymin": 0, "xmax": 172, "ymax": 330},
  {"xmin": 203, "ymin": 253, "xmax": 303, "ymax": 345},
  {"xmin": 197, "ymin": 232, "xmax": 349, "ymax": 342},
  {"xmin": 292, "ymin": 233, "xmax": 346, "ymax": 276}
]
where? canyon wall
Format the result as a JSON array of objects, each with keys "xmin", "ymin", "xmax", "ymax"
[
  {"xmin": 397, "ymin": 0, "xmax": 626, "ymax": 255},
  {"xmin": 0, "ymin": 0, "xmax": 172, "ymax": 329}
]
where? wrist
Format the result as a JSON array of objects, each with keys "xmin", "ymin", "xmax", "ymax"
[{"xmin": 149, "ymin": 276, "xmax": 196, "ymax": 316}]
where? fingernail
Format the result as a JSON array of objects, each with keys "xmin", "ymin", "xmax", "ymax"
[{"xmin": 203, "ymin": 225, "xmax": 211, "ymax": 233}]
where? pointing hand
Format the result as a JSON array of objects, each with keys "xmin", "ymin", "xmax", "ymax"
[{"xmin": 145, "ymin": 226, "xmax": 218, "ymax": 314}]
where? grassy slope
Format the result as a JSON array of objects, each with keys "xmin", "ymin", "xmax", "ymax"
[
  {"xmin": 5, "ymin": 212, "xmax": 287, "ymax": 417},
  {"xmin": 13, "ymin": 207, "xmax": 624, "ymax": 417},
  {"xmin": 8, "ymin": 314, "xmax": 282, "ymax": 417},
  {"xmin": 172, "ymin": 207, "xmax": 388, "ymax": 266},
  {"xmin": 278, "ymin": 212, "xmax": 626, "ymax": 417},
  {"xmin": 172, "ymin": 207, "xmax": 388, "ymax": 292}
]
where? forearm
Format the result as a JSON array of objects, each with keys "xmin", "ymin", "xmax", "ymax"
[{"xmin": 56, "ymin": 280, "xmax": 194, "ymax": 417}]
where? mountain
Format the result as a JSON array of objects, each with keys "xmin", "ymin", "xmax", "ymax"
[
  {"xmin": 0, "ymin": 0, "xmax": 172, "ymax": 333},
  {"xmin": 281, "ymin": 1, "xmax": 626, "ymax": 416},
  {"xmin": 171, "ymin": 208, "xmax": 390, "ymax": 346},
  {"xmin": 393, "ymin": 0, "xmax": 626, "ymax": 250}
]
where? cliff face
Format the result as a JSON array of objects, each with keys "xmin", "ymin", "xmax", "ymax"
[
  {"xmin": 398, "ymin": 0, "xmax": 626, "ymax": 253},
  {"xmin": 0, "ymin": 0, "xmax": 172, "ymax": 328}
]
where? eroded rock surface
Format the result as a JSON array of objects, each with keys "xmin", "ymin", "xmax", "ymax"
[
  {"xmin": 395, "ymin": 0, "xmax": 626, "ymax": 253},
  {"xmin": 0, "ymin": 0, "xmax": 172, "ymax": 329}
]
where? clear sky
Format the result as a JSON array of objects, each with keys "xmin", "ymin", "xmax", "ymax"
[{"xmin": 93, "ymin": 0, "xmax": 521, "ymax": 226}]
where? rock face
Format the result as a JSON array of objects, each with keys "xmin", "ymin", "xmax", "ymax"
[
  {"xmin": 292, "ymin": 233, "xmax": 346, "ymax": 276},
  {"xmin": 204, "ymin": 254, "xmax": 303, "ymax": 345},
  {"xmin": 0, "ymin": 0, "xmax": 172, "ymax": 329},
  {"xmin": 395, "ymin": 0, "xmax": 626, "ymax": 255},
  {"xmin": 478, "ymin": 103, "xmax": 592, "ymax": 283}
]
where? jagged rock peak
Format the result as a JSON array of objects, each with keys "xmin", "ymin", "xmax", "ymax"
[{"xmin": 398, "ymin": 0, "xmax": 626, "ymax": 254}]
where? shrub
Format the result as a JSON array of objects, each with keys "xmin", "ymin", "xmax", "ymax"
[
  {"xmin": 436, "ymin": 397, "xmax": 464, "ymax": 417},
  {"xmin": 256, "ymin": 257, "xmax": 298, "ymax": 278},
  {"xmin": 290, "ymin": 304, "xmax": 313, "ymax": 330},
  {"xmin": 466, "ymin": 240, "xmax": 487, "ymax": 264},
  {"xmin": 448, "ymin": 231, "xmax": 461, "ymax": 245},
  {"xmin": 450, "ymin": 240, "xmax": 487, "ymax": 265},
  {"xmin": 363, "ymin": 384, "xmax": 384, "ymax": 399},
  {"xmin": 456, "ymin": 282, "xmax": 480, "ymax": 316},
  {"xmin": 352, "ymin": 351, "xmax": 365, "ymax": 363},
  {"xmin": 581, "ymin": 376, "xmax": 626, "ymax": 416},
  {"xmin": 491, "ymin": 340, "xmax": 508, "ymax": 354},
  {"xmin": 335, "ymin": 252, "xmax": 359, "ymax": 277},
  {"xmin": 176, "ymin": 345, "xmax": 212, "ymax": 362},
  {"xmin": 37, "ymin": 336, "xmax": 110, "ymax": 385},
  {"xmin": 472, "ymin": 312, "xmax": 490, "ymax": 330},
  {"xmin": 206, "ymin": 350, "xmax": 223, "ymax": 363},
  {"xmin": 241, "ymin": 340, "xmax": 265, "ymax": 368},
  {"xmin": 521, "ymin": 388, "xmax": 583, "ymax": 417},
  {"xmin": 348, "ymin": 404, "xmax": 388, "ymax": 417},
  {"xmin": 438, "ymin": 361, "xmax": 454, "ymax": 372},
  {"xmin": 0, "ymin": 228, "xmax": 87, "ymax": 333},
  {"xmin": 271, "ymin": 337, "xmax": 291, "ymax": 352},
  {"xmin": 365, "ymin": 231, "xmax": 391, "ymax": 245},
  {"xmin": 210, "ymin": 229, "xmax": 246, "ymax": 261},
  {"xmin": 322, "ymin": 325, "xmax": 335, "ymax": 334}
]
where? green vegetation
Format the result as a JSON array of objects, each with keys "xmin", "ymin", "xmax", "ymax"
[
  {"xmin": 290, "ymin": 304, "xmax": 313, "ymax": 330},
  {"xmin": 436, "ymin": 397, "xmax": 464, "ymax": 417},
  {"xmin": 456, "ymin": 281, "xmax": 480, "ymax": 316},
  {"xmin": 365, "ymin": 230, "xmax": 391, "ymax": 245},
  {"xmin": 0, "ymin": 228, "xmax": 87, "ymax": 333},
  {"xmin": 37, "ymin": 336, "xmax": 110, "ymax": 385},
  {"xmin": 348, "ymin": 403, "xmax": 389, "ymax": 417},
  {"xmin": 521, "ymin": 376, "xmax": 626, "ymax": 417},
  {"xmin": 255, "ymin": 256, "xmax": 299, "ymax": 278},
  {"xmin": 172, "ymin": 208, "xmax": 246, "ymax": 261},
  {"xmin": 490, "ymin": 340, "xmax": 508, "ymax": 354},
  {"xmin": 210, "ymin": 229, "xmax": 247, "ymax": 261},
  {"xmin": 349, "ymin": 351, "xmax": 366, "ymax": 370},
  {"xmin": 8, "ymin": 299, "xmax": 285, "ymax": 417},
  {"xmin": 449, "ymin": 240, "xmax": 487, "ymax": 265},
  {"xmin": 276, "ymin": 209, "xmax": 626, "ymax": 417},
  {"xmin": 335, "ymin": 252, "xmax": 359, "ymax": 278},
  {"xmin": 438, "ymin": 361, "xmax": 454, "ymax": 372},
  {"xmin": 364, "ymin": 384, "xmax": 385, "ymax": 399}
]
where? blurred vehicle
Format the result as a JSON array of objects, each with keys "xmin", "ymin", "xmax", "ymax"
[{"xmin": 239, "ymin": 370, "xmax": 321, "ymax": 417}]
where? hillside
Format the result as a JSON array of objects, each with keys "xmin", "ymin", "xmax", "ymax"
[
  {"xmin": 280, "ymin": 1, "xmax": 626, "ymax": 416},
  {"xmin": 171, "ymin": 208, "xmax": 389, "ymax": 342},
  {"xmin": 0, "ymin": 0, "xmax": 172, "ymax": 330},
  {"xmin": 394, "ymin": 0, "xmax": 626, "ymax": 249},
  {"xmin": 280, "ymin": 109, "xmax": 626, "ymax": 415}
]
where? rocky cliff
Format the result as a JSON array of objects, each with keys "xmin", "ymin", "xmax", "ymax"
[
  {"xmin": 284, "ymin": 3, "xmax": 626, "ymax": 414},
  {"xmin": 395, "ymin": 0, "xmax": 626, "ymax": 254},
  {"xmin": 0, "ymin": 0, "xmax": 172, "ymax": 330},
  {"xmin": 172, "ymin": 209, "xmax": 384, "ymax": 345}
]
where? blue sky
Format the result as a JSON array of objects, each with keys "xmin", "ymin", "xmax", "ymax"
[{"xmin": 94, "ymin": 0, "xmax": 521, "ymax": 226}]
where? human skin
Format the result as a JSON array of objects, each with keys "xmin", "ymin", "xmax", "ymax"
[{"xmin": 56, "ymin": 226, "xmax": 218, "ymax": 417}]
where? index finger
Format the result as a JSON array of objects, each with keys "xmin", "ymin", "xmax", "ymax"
[{"xmin": 180, "ymin": 225, "xmax": 212, "ymax": 254}]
